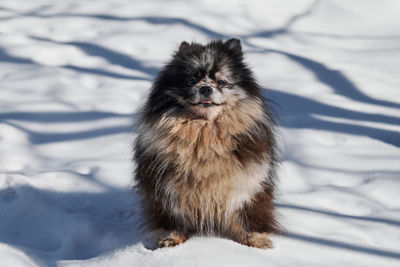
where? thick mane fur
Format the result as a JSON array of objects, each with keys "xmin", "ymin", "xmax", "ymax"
[{"xmin": 135, "ymin": 98, "xmax": 278, "ymax": 235}]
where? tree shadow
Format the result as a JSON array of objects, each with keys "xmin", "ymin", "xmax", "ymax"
[
  {"xmin": 277, "ymin": 203, "xmax": 400, "ymax": 227},
  {"xmin": 4, "ymin": 121, "xmax": 130, "ymax": 144},
  {"xmin": 263, "ymin": 88, "xmax": 400, "ymax": 147},
  {"xmin": 15, "ymin": 3, "xmax": 397, "ymax": 112},
  {"xmin": 0, "ymin": 184, "xmax": 144, "ymax": 267},
  {"xmin": 0, "ymin": 6, "xmax": 224, "ymax": 39},
  {"xmin": 243, "ymin": 0, "xmax": 321, "ymax": 39},
  {"xmin": 4, "ymin": 1, "xmax": 400, "ymax": 111},
  {"xmin": 253, "ymin": 48, "xmax": 400, "ymax": 109},
  {"xmin": 29, "ymin": 36, "xmax": 158, "ymax": 78},
  {"xmin": 0, "ymin": 46, "xmax": 36, "ymax": 64},
  {"xmin": 62, "ymin": 65, "xmax": 152, "ymax": 81},
  {"xmin": 1, "ymin": 110, "xmax": 135, "ymax": 144},
  {"xmin": 289, "ymin": 31, "xmax": 400, "ymax": 40},
  {"xmin": 3, "ymin": 3, "xmax": 400, "ymax": 40},
  {"xmin": 0, "ymin": 42, "xmax": 153, "ymax": 82},
  {"xmin": 0, "ymin": 111, "xmax": 130, "ymax": 123},
  {"xmin": 285, "ymin": 232, "xmax": 400, "ymax": 259}
]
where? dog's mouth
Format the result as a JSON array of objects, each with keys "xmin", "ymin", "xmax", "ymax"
[{"xmin": 190, "ymin": 100, "xmax": 222, "ymax": 107}]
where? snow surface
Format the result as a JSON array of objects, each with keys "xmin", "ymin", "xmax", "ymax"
[{"xmin": 1, "ymin": 0, "xmax": 400, "ymax": 266}]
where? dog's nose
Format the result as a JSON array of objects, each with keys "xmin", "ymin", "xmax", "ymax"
[{"xmin": 199, "ymin": 86, "xmax": 212, "ymax": 97}]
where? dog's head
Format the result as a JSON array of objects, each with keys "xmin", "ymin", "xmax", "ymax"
[{"xmin": 147, "ymin": 38, "xmax": 261, "ymax": 120}]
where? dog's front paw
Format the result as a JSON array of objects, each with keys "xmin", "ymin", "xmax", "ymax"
[
  {"xmin": 240, "ymin": 232, "xmax": 273, "ymax": 249},
  {"xmin": 158, "ymin": 231, "xmax": 188, "ymax": 248}
]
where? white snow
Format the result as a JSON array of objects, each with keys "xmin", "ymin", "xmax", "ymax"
[{"xmin": 1, "ymin": 0, "xmax": 400, "ymax": 266}]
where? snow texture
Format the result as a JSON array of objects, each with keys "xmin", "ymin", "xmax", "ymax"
[{"xmin": 1, "ymin": 0, "xmax": 400, "ymax": 266}]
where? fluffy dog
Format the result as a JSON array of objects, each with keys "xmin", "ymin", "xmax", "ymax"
[{"xmin": 134, "ymin": 38, "xmax": 280, "ymax": 249}]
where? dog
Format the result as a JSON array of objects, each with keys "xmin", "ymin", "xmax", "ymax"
[{"xmin": 134, "ymin": 38, "xmax": 280, "ymax": 249}]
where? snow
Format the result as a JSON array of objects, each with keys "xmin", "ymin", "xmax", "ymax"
[{"xmin": 1, "ymin": 0, "xmax": 400, "ymax": 266}]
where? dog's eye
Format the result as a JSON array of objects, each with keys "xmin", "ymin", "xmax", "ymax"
[
  {"xmin": 187, "ymin": 78, "xmax": 197, "ymax": 86},
  {"xmin": 217, "ymin": 80, "xmax": 227, "ymax": 87}
]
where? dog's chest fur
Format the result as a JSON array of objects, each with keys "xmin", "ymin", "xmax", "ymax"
[{"xmin": 141, "ymin": 101, "xmax": 270, "ymax": 233}]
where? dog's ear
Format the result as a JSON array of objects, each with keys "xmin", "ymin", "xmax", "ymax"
[
  {"xmin": 179, "ymin": 41, "xmax": 191, "ymax": 52},
  {"xmin": 224, "ymin": 38, "xmax": 242, "ymax": 54}
]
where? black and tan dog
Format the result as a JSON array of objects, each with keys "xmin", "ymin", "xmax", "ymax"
[{"xmin": 134, "ymin": 38, "xmax": 280, "ymax": 249}]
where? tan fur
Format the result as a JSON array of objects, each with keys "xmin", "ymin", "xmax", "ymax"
[{"xmin": 138, "ymin": 98, "xmax": 271, "ymax": 235}]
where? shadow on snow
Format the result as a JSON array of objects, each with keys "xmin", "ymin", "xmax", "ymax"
[{"xmin": 0, "ymin": 185, "xmax": 143, "ymax": 267}]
